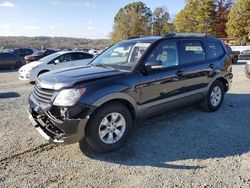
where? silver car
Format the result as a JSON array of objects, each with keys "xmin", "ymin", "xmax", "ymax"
[{"xmin": 18, "ymin": 51, "xmax": 94, "ymax": 83}]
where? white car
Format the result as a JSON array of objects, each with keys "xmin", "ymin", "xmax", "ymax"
[{"xmin": 18, "ymin": 51, "xmax": 94, "ymax": 83}]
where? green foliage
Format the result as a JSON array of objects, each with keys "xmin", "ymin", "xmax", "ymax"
[
  {"xmin": 174, "ymin": 0, "xmax": 216, "ymax": 34},
  {"xmin": 226, "ymin": 0, "xmax": 250, "ymax": 43},
  {"xmin": 152, "ymin": 7, "xmax": 170, "ymax": 35},
  {"xmin": 111, "ymin": 1, "xmax": 152, "ymax": 42}
]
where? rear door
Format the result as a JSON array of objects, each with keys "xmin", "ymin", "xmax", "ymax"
[
  {"xmin": 180, "ymin": 39, "xmax": 211, "ymax": 94},
  {"xmin": 0, "ymin": 53, "xmax": 7, "ymax": 68}
]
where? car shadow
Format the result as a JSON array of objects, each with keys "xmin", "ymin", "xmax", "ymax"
[
  {"xmin": 0, "ymin": 92, "xmax": 20, "ymax": 98},
  {"xmin": 79, "ymin": 93, "xmax": 250, "ymax": 170},
  {"xmin": 0, "ymin": 68, "xmax": 18, "ymax": 73}
]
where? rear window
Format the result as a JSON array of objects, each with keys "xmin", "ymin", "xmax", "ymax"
[
  {"xmin": 182, "ymin": 40, "xmax": 206, "ymax": 64},
  {"xmin": 206, "ymin": 40, "xmax": 225, "ymax": 59}
]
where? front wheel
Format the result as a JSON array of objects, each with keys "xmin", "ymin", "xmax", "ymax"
[
  {"xmin": 85, "ymin": 102, "xmax": 132, "ymax": 153},
  {"xmin": 201, "ymin": 81, "xmax": 225, "ymax": 112}
]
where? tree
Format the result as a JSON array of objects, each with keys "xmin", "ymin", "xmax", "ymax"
[
  {"xmin": 174, "ymin": 0, "xmax": 216, "ymax": 34},
  {"xmin": 152, "ymin": 7, "xmax": 170, "ymax": 35},
  {"xmin": 226, "ymin": 0, "xmax": 250, "ymax": 44},
  {"xmin": 163, "ymin": 23, "xmax": 176, "ymax": 33},
  {"xmin": 111, "ymin": 2, "xmax": 152, "ymax": 42},
  {"xmin": 214, "ymin": 0, "xmax": 233, "ymax": 38}
]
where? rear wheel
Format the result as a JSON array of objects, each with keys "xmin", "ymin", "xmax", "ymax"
[
  {"xmin": 233, "ymin": 55, "xmax": 238, "ymax": 64},
  {"xmin": 15, "ymin": 61, "xmax": 22, "ymax": 69},
  {"xmin": 201, "ymin": 81, "xmax": 225, "ymax": 112},
  {"xmin": 85, "ymin": 102, "xmax": 132, "ymax": 153}
]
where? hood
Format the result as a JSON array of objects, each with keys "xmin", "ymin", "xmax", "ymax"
[
  {"xmin": 38, "ymin": 65, "xmax": 126, "ymax": 89},
  {"xmin": 19, "ymin": 61, "xmax": 44, "ymax": 71}
]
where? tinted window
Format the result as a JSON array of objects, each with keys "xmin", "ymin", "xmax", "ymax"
[
  {"xmin": 182, "ymin": 40, "xmax": 206, "ymax": 64},
  {"xmin": 55, "ymin": 54, "xmax": 74, "ymax": 62},
  {"xmin": 241, "ymin": 50, "xmax": 250, "ymax": 55},
  {"xmin": 74, "ymin": 53, "xmax": 93, "ymax": 60},
  {"xmin": 206, "ymin": 40, "xmax": 225, "ymax": 59},
  {"xmin": 147, "ymin": 41, "xmax": 179, "ymax": 68},
  {"xmin": 0, "ymin": 53, "xmax": 14, "ymax": 59}
]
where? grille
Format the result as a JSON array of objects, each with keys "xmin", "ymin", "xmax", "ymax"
[{"xmin": 32, "ymin": 85, "xmax": 54, "ymax": 104}]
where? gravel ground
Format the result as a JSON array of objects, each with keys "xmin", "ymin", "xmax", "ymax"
[{"xmin": 0, "ymin": 63, "xmax": 250, "ymax": 188}]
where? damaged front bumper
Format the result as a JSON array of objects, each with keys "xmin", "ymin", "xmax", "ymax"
[{"xmin": 28, "ymin": 94, "xmax": 95, "ymax": 144}]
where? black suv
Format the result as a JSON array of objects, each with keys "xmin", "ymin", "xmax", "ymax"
[{"xmin": 28, "ymin": 33, "xmax": 233, "ymax": 153}]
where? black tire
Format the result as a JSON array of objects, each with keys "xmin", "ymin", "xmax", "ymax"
[
  {"xmin": 200, "ymin": 80, "xmax": 225, "ymax": 112},
  {"xmin": 233, "ymin": 56, "xmax": 238, "ymax": 64},
  {"xmin": 14, "ymin": 61, "xmax": 22, "ymax": 69},
  {"xmin": 85, "ymin": 102, "xmax": 132, "ymax": 153}
]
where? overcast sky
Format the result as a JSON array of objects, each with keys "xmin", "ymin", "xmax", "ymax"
[{"xmin": 0, "ymin": 0, "xmax": 185, "ymax": 39}]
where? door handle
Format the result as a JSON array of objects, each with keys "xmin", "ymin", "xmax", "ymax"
[
  {"xmin": 209, "ymin": 64, "xmax": 214, "ymax": 69},
  {"xmin": 176, "ymin": 70, "xmax": 184, "ymax": 76}
]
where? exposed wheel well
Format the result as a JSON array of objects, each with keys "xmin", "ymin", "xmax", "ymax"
[
  {"xmin": 94, "ymin": 99, "xmax": 136, "ymax": 121},
  {"xmin": 215, "ymin": 77, "xmax": 229, "ymax": 92},
  {"xmin": 38, "ymin": 70, "xmax": 49, "ymax": 76}
]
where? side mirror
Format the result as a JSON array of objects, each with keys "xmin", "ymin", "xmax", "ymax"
[
  {"xmin": 54, "ymin": 60, "xmax": 60, "ymax": 64},
  {"xmin": 145, "ymin": 60, "xmax": 164, "ymax": 71}
]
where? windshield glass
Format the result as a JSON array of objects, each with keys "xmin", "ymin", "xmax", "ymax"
[
  {"xmin": 33, "ymin": 50, "xmax": 44, "ymax": 55},
  {"xmin": 39, "ymin": 52, "xmax": 60, "ymax": 62},
  {"xmin": 91, "ymin": 40, "xmax": 152, "ymax": 71}
]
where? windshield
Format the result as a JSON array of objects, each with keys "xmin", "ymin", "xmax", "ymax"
[
  {"xmin": 91, "ymin": 40, "xmax": 152, "ymax": 71},
  {"xmin": 39, "ymin": 52, "xmax": 60, "ymax": 62},
  {"xmin": 33, "ymin": 50, "xmax": 44, "ymax": 55}
]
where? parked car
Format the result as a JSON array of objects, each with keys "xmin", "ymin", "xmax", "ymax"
[
  {"xmin": 0, "ymin": 52, "xmax": 24, "ymax": 69},
  {"xmin": 245, "ymin": 61, "xmax": 250, "ymax": 79},
  {"xmin": 239, "ymin": 50, "xmax": 250, "ymax": 61},
  {"xmin": 28, "ymin": 33, "xmax": 233, "ymax": 153},
  {"xmin": 19, "ymin": 51, "xmax": 94, "ymax": 83},
  {"xmin": 24, "ymin": 49, "xmax": 57, "ymax": 63},
  {"xmin": 14, "ymin": 48, "xmax": 33, "ymax": 58},
  {"xmin": 225, "ymin": 45, "xmax": 234, "ymax": 64}
]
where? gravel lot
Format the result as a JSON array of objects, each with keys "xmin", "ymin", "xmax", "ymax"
[{"xmin": 0, "ymin": 63, "xmax": 250, "ymax": 188}]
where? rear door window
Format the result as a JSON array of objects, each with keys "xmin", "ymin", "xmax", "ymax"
[
  {"xmin": 74, "ymin": 53, "xmax": 93, "ymax": 60},
  {"xmin": 181, "ymin": 40, "xmax": 206, "ymax": 64},
  {"xmin": 206, "ymin": 40, "xmax": 225, "ymax": 59}
]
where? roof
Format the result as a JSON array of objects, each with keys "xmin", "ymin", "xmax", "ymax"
[{"xmin": 126, "ymin": 33, "xmax": 217, "ymax": 42}]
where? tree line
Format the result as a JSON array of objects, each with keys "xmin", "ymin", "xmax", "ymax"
[
  {"xmin": 111, "ymin": 0, "xmax": 250, "ymax": 44},
  {"xmin": 0, "ymin": 36, "xmax": 110, "ymax": 50}
]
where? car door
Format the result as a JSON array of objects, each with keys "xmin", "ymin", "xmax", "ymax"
[
  {"xmin": 179, "ymin": 39, "xmax": 211, "ymax": 94},
  {"xmin": 0, "ymin": 53, "xmax": 7, "ymax": 68},
  {"xmin": 137, "ymin": 40, "xmax": 186, "ymax": 114},
  {"xmin": 49, "ymin": 53, "xmax": 73, "ymax": 70}
]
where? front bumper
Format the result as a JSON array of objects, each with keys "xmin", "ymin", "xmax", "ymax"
[
  {"xmin": 18, "ymin": 71, "xmax": 30, "ymax": 81},
  {"xmin": 28, "ymin": 94, "xmax": 95, "ymax": 144}
]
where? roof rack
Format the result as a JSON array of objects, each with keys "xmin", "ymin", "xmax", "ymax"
[{"xmin": 164, "ymin": 32, "xmax": 215, "ymax": 38}]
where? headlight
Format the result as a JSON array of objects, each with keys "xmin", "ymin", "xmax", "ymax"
[{"xmin": 53, "ymin": 88, "xmax": 85, "ymax": 106}]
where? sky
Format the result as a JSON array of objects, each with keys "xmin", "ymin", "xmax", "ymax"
[{"xmin": 0, "ymin": 0, "xmax": 185, "ymax": 39}]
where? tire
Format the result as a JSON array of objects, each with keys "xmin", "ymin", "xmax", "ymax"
[
  {"xmin": 14, "ymin": 62, "xmax": 22, "ymax": 69},
  {"xmin": 85, "ymin": 102, "xmax": 132, "ymax": 153},
  {"xmin": 233, "ymin": 56, "xmax": 238, "ymax": 64},
  {"xmin": 200, "ymin": 80, "xmax": 225, "ymax": 112}
]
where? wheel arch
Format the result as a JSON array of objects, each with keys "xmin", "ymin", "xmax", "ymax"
[
  {"xmin": 215, "ymin": 77, "xmax": 229, "ymax": 92},
  {"xmin": 91, "ymin": 93, "xmax": 138, "ymax": 121}
]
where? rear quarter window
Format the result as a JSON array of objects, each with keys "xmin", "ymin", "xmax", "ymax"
[
  {"xmin": 206, "ymin": 40, "xmax": 225, "ymax": 59},
  {"xmin": 181, "ymin": 40, "xmax": 206, "ymax": 64}
]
